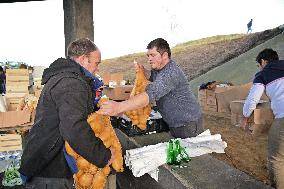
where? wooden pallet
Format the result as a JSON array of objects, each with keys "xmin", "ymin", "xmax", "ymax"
[{"xmin": 0, "ymin": 134, "xmax": 22, "ymax": 152}]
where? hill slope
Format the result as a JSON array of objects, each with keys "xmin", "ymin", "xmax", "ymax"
[
  {"xmin": 189, "ymin": 32, "xmax": 284, "ymax": 95},
  {"xmin": 99, "ymin": 28, "xmax": 282, "ymax": 84}
]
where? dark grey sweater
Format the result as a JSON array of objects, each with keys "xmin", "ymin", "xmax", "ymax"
[{"xmin": 146, "ymin": 60, "xmax": 202, "ymax": 128}]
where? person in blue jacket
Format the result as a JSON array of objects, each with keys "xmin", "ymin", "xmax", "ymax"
[
  {"xmin": 0, "ymin": 66, "xmax": 6, "ymax": 94},
  {"xmin": 241, "ymin": 48, "xmax": 284, "ymax": 188},
  {"xmin": 247, "ymin": 19, "xmax": 253, "ymax": 33}
]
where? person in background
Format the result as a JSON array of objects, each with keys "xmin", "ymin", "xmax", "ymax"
[
  {"xmin": 0, "ymin": 66, "xmax": 6, "ymax": 94},
  {"xmin": 19, "ymin": 63, "xmax": 28, "ymax": 69},
  {"xmin": 240, "ymin": 48, "xmax": 284, "ymax": 188},
  {"xmin": 19, "ymin": 38, "xmax": 113, "ymax": 189},
  {"xmin": 98, "ymin": 38, "xmax": 203, "ymax": 139},
  {"xmin": 247, "ymin": 19, "xmax": 253, "ymax": 33}
]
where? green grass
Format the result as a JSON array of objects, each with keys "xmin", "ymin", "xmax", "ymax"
[
  {"xmin": 172, "ymin": 34, "xmax": 245, "ymax": 54},
  {"xmin": 102, "ymin": 34, "xmax": 246, "ymax": 62},
  {"xmin": 189, "ymin": 33, "xmax": 284, "ymax": 96}
]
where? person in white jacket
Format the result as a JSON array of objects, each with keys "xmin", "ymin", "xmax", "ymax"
[{"xmin": 241, "ymin": 48, "xmax": 284, "ymax": 188}]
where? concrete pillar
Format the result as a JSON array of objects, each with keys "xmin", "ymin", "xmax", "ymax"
[{"xmin": 63, "ymin": 0, "xmax": 94, "ymax": 56}]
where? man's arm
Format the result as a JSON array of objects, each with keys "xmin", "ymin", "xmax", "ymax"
[
  {"xmin": 98, "ymin": 92, "xmax": 149, "ymax": 116},
  {"xmin": 240, "ymin": 83, "xmax": 265, "ymax": 130}
]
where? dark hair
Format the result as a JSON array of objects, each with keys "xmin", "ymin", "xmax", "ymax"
[
  {"xmin": 67, "ymin": 38, "xmax": 98, "ymax": 58},
  {"xmin": 256, "ymin": 48, "xmax": 279, "ymax": 64},
  {"xmin": 147, "ymin": 38, "xmax": 171, "ymax": 58}
]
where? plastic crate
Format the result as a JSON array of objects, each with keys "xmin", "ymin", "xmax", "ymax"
[{"xmin": 116, "ymin": 117, "xmax": 169, "ymax": 137}]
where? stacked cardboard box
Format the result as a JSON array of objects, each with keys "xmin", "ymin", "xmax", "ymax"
[
  {"xmin": 103, "ymin": 85, "xmax": 133, "ymax": 101},
  {"xmin": 198, "ymin": 89, "xmax": 218, "ymax": 112},
  {"xmin": 230, "ymin": 100, "xmax": 273, "ymax": 135},
  {"xmin": 215, "ymin": 83, "xmax": 268, "ymax": 114},
  {"xmin": 0, "ymin": 110, "xmax": 32, "ymax": 129},
  {"xmin": 101, "ymin": 73, "xmax": 124, "ymax": 86},
  {"xmin": 0, "ymin": 134, "xmax": 22, "ymax": 152},
  {"xmin": 5, "ymin": 69, "xmax": 30, "ymax": 110},
  {"xmin": 198, "ymin": 85, "xmax": 235, "ymax": 112},
  {"xmin": 101, "ymin": 73, "xmax": 133, "ymax": 101},
  {"xmin": 199, "ymin": 83, "xmax": 269, "ymax": 114}
]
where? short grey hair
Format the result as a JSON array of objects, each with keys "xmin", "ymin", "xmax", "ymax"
[{"xmin": 67, "ymin": 38, "xmax": 98, "ymax": 58}]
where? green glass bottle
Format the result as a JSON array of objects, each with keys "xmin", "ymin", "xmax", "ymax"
[
  {"xmin": 174, "ymin": 140, "xmax": 182, "ymax": 165},
  {"xmin": 180, "ymin": 144, "xmax": 191, "ymax": 162},
  {"xmin": 166, "ymin": 139, "xmax": 175, "ymax": 165}
]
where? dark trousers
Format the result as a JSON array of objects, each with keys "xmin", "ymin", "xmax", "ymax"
[
  {"xmin": 267, "ymin": 118, "xmax": 284, "ymax": 189},
  {"xmin": 169, "ymin": 117, "xmax": 203, "ymax": 139},
  {"xmin": 24, "ymin": 177, "xmax": 74, "ymax": 189}
]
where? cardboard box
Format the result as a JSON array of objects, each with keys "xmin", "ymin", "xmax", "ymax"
[
  {"xmin": 0, "ymin": 110, "xmax": 31, "ymax": 128},
  {"xmin": 216, "ymin": 83, "xmax": 269, "ymax": 113},
  {"xmin": 214, "ymin": 85, "xmax": 235, "ymax": 93},
  {"xmin": 230, "ymin": 100, "xmax": 273, "ymax": 127},
  {"xmin": 198, "ymin": 89, "xmax": 207, "ymax": 99},
  {"xmin": 6, "ymin": 69, "xmax": 29, "ymax": 76},
  {"xmin": 254, "ymin": 108, "xmax": 274, "ymax": 125},
  {"xmin": 6, "ymin": 85, "xmax": 29, "ymax": 93},
  {"xmin": 0, "ymin": 95, "xmax": 35, "ymax": 129},
  {"xmin": 0, "ymin": 134, "xmax": 22, "ymax": 152},
  {"xmin": 230, "ymin": 100, "xmax": 245, "ymax": 114},
  {"xmin": 204, "ymin": 104, "xmax": 218, "ymax": 112},
  {"xmin": 5, "ymin": 93, "xmax": 26, "ymax": 111},
  {"xmin": 103, "ymin": 85, "xmax": 133, "ymax": 101},
  {"xmin": 206, "ymin": 93, "xmax": 217, "ymax": 106},
  {"xmin": 230, "ymin": 100, "xmax": 271, "ymax": 114},
  {"xmin": 198, "ymin": 89, "xmax": 218, "ymax": 112},
  {"xmin": 6, "ymin": 69, "xmax": 29, "ymax": 82},
  {"xmin": 102, "ymin": 73, "xmax": 124, "ymax": 86}
]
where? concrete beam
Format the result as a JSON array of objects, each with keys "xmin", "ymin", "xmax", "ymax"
[
  {"xmin": 0, "ymin": 0, "xmax": 45, "ymax": 3},
  {"xmin": 115, "ymin": 129, "xmax": 273, "ymax": 189},
  {"xmin": 63, "ymin": 0, "xmax": 94, "ymax": 56}
]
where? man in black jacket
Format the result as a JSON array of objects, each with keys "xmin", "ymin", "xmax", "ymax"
[{"xmin": 19, "ymin": 38, "xmax": 112, "ymax": 189}]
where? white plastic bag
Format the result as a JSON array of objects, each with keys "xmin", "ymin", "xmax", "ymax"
[{"xmin": 0, "ymin": 95, "xmax": 7, "ymax": 112}]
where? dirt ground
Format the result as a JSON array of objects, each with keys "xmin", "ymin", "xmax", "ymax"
[{"xmin": 203, "ymin": 113, "xmax": 270, "ymax": 185}]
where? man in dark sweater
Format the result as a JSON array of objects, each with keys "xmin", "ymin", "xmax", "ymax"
[
  {"xmin": 99, "ymin": 38, "xmax": 203, "ymax": 139},
  {"xmin": 19, "ymin": 38, "xmax": 112, "ymax": 189}
]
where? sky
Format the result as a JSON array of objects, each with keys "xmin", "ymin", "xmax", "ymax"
[{"xmin": 0, "ymin": 0, "xmax": 284, "ymax": 67}]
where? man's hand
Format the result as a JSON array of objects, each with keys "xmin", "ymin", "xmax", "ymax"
[
  {"xmin": 133, "ymin": 59, "xmax": 145, "ymax": 72},
  {"xmin": 240, "ymin": 117, "xmax": 249, "ymax": 130},
  {"xmin": 97, "ymin": 100, "xmax": 122, "ymax": 116}
]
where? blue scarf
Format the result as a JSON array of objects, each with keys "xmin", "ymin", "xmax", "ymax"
[{"xmin": 81, "ymin": 67, "xmax": 104, "ymax": 109}]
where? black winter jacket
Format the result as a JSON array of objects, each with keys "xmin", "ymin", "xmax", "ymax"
[{"xmin": 19, "ymin": 58, "xmax": 111, "ymax": 179}]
